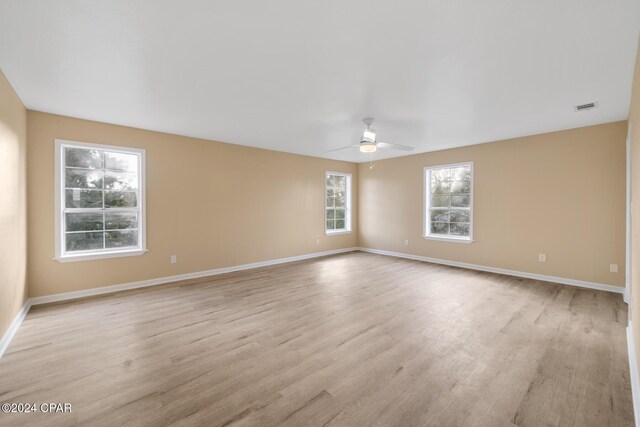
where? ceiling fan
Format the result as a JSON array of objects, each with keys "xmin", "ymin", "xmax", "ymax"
[{"xmin": 327, "ymin": 118, "xmax": 415, "ymax": 153}]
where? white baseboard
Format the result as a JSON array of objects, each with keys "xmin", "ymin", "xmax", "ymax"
[
  {"xmin": 29, "ymin": 247, "xmax": 359, "ymax": 306},
  {"xmin": 0, "ymin": 300, "xmax": 32, "ymax": 359},
  {"xmin": 627, "ymin": 323, "xmax": 640, "ymax": 427},
  {"xmin": 0, "ymin": 247, "xmax": 358, "ymax": 358},
  {"xmin": 358, "ymin": 247, "xmax": 624, "ymax": 294},
  {"xmin": 1, "ymin": 246, "xmax": 621, "ymax": 359}
]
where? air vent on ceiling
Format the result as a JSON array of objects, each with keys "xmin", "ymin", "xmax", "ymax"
[{"xmin": 574, "ymin": 101, "xmax": 598, "ymax": 112}]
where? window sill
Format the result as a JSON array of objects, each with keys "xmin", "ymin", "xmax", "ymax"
[
  {"xmin": 325, "ymin": 230, "xmax": 352, "ymax": 236},
  {"xmin": 54, "ymin": 248, "xmax": 148, "ymax": 263},
  {"xmin": 423, "ymin": 235, "xmax": 473, "ymax": 244}
]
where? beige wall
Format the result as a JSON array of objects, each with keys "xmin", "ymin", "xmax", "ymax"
[
  {"xmin": 26, "ymin": 111, "xmax": 626, "ymax": 299},
  {"xmin": 629, "ymin": 37, "xmax": 640, "ymax": 382},
  {"xmin": 0, "ymin": 70, "xmax": 28, "ymax": 338},
  {"xmin": 359, "ymin": 122, "xmax": 627, "ymax": 287},
  {"xmin": 27, "ymin": 111, "xmax": 357, "ymax": 297},
  {"xmin": 14, "ymin": 82, "xmax": 631, "ymax": 320}
]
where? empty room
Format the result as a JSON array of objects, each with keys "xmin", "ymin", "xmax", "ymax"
[{"xmin": 2, "ymin": 1, "xmax": 640, "ymax": 426}]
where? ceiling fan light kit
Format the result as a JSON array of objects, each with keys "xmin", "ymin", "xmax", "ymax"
[
  {"xmin": 359, "ymin": 142, "xmax": 377, "ymax": 153},
  {"xmin": 326, "ymin": 117, "xmax": 415, "ymax": 155}
]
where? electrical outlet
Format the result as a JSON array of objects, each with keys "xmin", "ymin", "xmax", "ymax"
[
  {"xmin": 170, "ymin": 255, "xmax": 177, "ymax": 264},
  {"xmin": 610, "ymin": 264, "xmax": 619, "ymax": 273},
  {"xmin": 538, "ymin": 254, "xmax": 546, "ymax": 262},
  {"xmin": 404, "ymin": 239, "xmax": 409, "ymax": 246},
  {"xmin": 316, "ymin": 238, "xmax": 320, "ymax": 245}
]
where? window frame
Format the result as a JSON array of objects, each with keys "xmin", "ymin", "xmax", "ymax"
[
  {"xmin": 324, "ymin": 171, "xmax": 352, "ymax": 235},
  {"xmin": 54, "ymin": 139, "xmax": 147, "ymax": 262},
  {"xmin": 423, "ymin": 161, "xmax": 474, "ymax": 243}
]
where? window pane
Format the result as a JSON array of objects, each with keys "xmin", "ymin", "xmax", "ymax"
[
  {"xmin": 451, "ymin": 180, "xmax": 470, "ymax": 194},
  {"xmin": 105, "ymin": 212, "xmax": 138, "ymax": 230},
  {"xmin": 431, "ymin": 168, "xmax": 451, "ymax": 181},
  {"xmin": 105, "ymin": 230, "xmax": 138, "ymax": 248},
  {"xmin": 430, "ymin": 222, "xmax": 449, "ymax": 235},
  {"xmin": 65, "ymin": 147, "xmax": 103, "ymax": 169},
  {"xmin": 60, "ymin": 144, "xmax": 145, "ymax": 257},
  {"xmin": 451, "ymin": 194, "xmax": 470, "ymax": 207},
  {"xmin": 449, "ymin": 210, "xmax": 470, "ymax": 223},
  {"xmin": 426, "ymin": 164, "xmax": 471, "ymax": 239},
  {"xmin": 450, "ymin": 223, "xmax": 470, "ymax": 236},
  {"xmin": 326, "ymin": 173, "xmax": 350, "ymax": 232},
  {"xmin": 105, "ymin": 152, "xmax": 138, "ymax": 172},
  {"xmin": 65, "ymin": 169, "xmax": 103, "ymax": 189},
  {"xmin": 431, "ymin": 194, "xmax": 450, "ymax": 208},
  {"xmin": 431, "ymin": 169, "xmax": 450, "ymax": 181},
  {"xmin": 431, "ymin": 178, "xmax": 451, "ymax": 194},
  {"xmin": 105, "ymin": 191, "xmax": 137, "ymax": 208},
  {"xmin": 65, "ymin": 189, "xmax": 103, "ymax": 208},
  {"xmin": 66, "ymin": 212, "xmax": 103, "ymax": 232},
  {"xmin": 451, "ymin": 166, "xmax": 471, "ymax": 182},
  {"xmin": 66, "ymin": 231, "xmax": 104, "ymax": 252},
  {"xmin": 430, "ymin": 209, "xmax": 449, "ymax": 222},
  {"xmin": 104, "ymin": 172, "xmax": 138, "ymax": 191}
]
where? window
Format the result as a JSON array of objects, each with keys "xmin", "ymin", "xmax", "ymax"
[
  {"xmin": 325, "ymin": 172, "xmax": 352, "ymax": 234},
  {"xmin": 424, "ymin": 162, "xmax": 473, "ymax": 242},
  {"xmin": 55, "ymin": 140, "xmax": 146, "ymax": 261}
]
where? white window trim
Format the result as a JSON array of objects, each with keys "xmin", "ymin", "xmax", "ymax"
[
  {"xmin": 325, "ymin": 171, "xmax": 352, "ymax": 235},
  {"xmin": 423, "ymin": 161, "xmax": 474, "ymax": 243},
  {"xmin": 54, "ymin": 139, "xmax": 147, "ymax": 262}
]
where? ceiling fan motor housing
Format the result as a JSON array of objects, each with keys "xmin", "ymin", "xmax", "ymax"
[
  {"xmin": 362, "ymin": 127, "xmax": 376, "ymax": 143},
  {"xmin": 360, "ymin": 122, "xmax": 377, "ymax": 152}
]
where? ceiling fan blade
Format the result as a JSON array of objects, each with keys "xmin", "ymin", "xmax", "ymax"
[
  {"xmin": 377, "ymin": 141, "xmax": 414, "ymax": 151},
  {"xmin": 325, "ymin": 144, "xmax": 360, "ymax": 153}
]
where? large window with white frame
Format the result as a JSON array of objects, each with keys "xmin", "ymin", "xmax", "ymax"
[
  {"xmin": 424, "ymin": 162, "xmax": 473, "ymax": 242},
  {"xmin": 325, "ymin": 172, "xmax": 352, "ymax": 234},
  {"xmin": 55, "ymin": 140, "xmax": 146, "ymax": 261}
]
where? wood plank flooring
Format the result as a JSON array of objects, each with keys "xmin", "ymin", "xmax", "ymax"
[{"xmin": 0, "ymin": 251, "xmax": 633, "ymax": 426}]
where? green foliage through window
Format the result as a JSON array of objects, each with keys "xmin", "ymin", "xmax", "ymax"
[
  {"xmin": 62, "ymin": 145, "xmax": 142, "ymax": 254},
  {"xmin": 326, "ymin": 173, "xmax": 350, "ymax": 232},
  {"xmin": 427, "ymin": 164, "xmax": 471, "ymax": 239}
]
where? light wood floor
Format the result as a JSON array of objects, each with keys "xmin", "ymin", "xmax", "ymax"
[{"xmin": 0, "ymin": 252, "xmax": 633, "ymax": 426}]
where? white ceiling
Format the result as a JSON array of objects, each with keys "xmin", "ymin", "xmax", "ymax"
[{"xmin": 1, "ymin": 1, "xmax": 639, "ymax": 163}]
